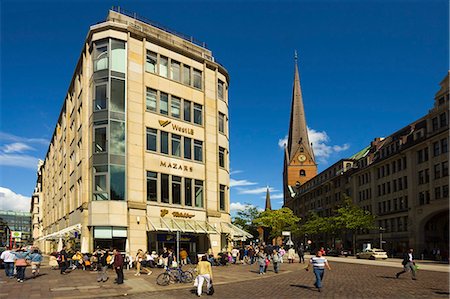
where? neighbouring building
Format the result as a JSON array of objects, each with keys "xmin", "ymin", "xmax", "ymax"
[
  {"xmin": 283, "ymin": 55, "xmax": 318, "ymax": 203},
  {"xmin": 33, "ymin": 7, "xmax": 250, "ymax": 258},
  {"xmin": 285, "ymin": 72, "xmax": 449, "ymax": 259},
  {"xmin": 0, "ymin": 211, "xmax": 32, "ymax": 247}
]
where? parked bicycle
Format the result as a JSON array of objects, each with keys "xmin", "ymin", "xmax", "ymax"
[{"xmin": 156, "ymin": 266, "xmax": 194, "ymax": 286}]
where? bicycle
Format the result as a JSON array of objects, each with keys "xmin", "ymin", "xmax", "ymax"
[{"xmin": 156, "ymin": 266, "xmax": 194, "ymax": 286}]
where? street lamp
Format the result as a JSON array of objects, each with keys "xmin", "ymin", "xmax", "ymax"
[{"xmin": 379, "ymin": 227, "xmax": 385, "ymax": 249}]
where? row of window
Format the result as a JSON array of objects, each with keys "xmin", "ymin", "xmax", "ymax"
[
  {"xmin": 358, "ymin": 188, "xmax": 372, "ymax": 202},
  {"xmin": 431, "ymin": 112, "xmax": 448, "ymax": 131},
  {"xmin": 146, "ymin": 128, "xmax": 203, "ymax": 162},
  {"xmin": 146, "ymin": 88, "xmax": 203, "ymax": 125},
  {"xmin": 377, "ymin": 176, "xmax": 408, "ymax": 196},
  {"xmin": 378, "ymin": 196, "xmax": 408, "ymax": 214},
  {"xmin": 434, "ymin": 185, "xmax": 449, "ymax": 200},
  {"xmin": 378, "ymin": 216, "xmax": 408, "ymax": 233},
  {"xmin": 146, "ymin": 50, "xmax": 203, "ymax": 89},
  {"xmin": 377, "ymin": 157, "xmax": 407, "ymax": 179},
  {"xmin": 358, "ymin": 172, "xmax": 371, "ymax": 186},
  {"xmin": 432, "ymin": 138, "xmax": 448, "ymax": 157}
]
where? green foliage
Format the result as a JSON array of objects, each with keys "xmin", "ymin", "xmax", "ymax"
[
  {"xmin": 253, "ymin": 207, "xmax": 301, "ymax": 238},
  {"xmin": 232, "ymin": 204, "xmax": 261, "ymax": 237}
]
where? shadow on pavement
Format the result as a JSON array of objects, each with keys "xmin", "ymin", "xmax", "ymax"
[
  {"xmin": 377, "ymin": 275, "xmax": 397, "ymax": 279},
  {"xmin": 290, "ymin": 284, "xmax": 316, "ymax": 291},
  {"xmin": 24, "ymin": 273, "xmax": 48, "ymax": 281}
]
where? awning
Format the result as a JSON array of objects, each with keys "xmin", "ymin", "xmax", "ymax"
[
  {"xmin": 220, "ymin": 222, "xmax": 253, "ymax": 241},
  {"xmin": 35, "ymin": 224, "xmax": 82, "ymax": 241},
  {"xmin": 146, "ymin": 217, "xmax": 219, "ymax": 234}
]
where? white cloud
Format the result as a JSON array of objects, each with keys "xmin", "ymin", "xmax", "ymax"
[
  {"xmin": 0, "ymin": 132, "xmax": 48, "ymax": 145},
  {"xmin": 278, "ymin": 127, "xmax": 350, "ymax": 164},
  {"xmin": 0, "ymin": 187, "xmax": 31, "ymax": 212},
  {"xmin": 230, "ymin": 169, "xmax": 243, "ymax": 175},
  {"xmin": 0, "ymin": 153, "xmax": 41, "ymax": 169},
  {"xmin": 238, "ymin": 187, "xmax": 276, "ymax": 195},
  {"xmin": 2, "ymin": 142, "xmax": 34, "ymax": 153},
  {"xmin": 230, "ymin": 178, "xmax": 258, "ymax": 187},
  {"xmin": 270, "ymin": 193, "xmax": 284, "ymax": 199},
  {"xmin": 230, "ymin": 202, "xmax": 263, "ymax": 212}
]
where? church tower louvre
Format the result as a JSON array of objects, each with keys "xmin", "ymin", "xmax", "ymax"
[{"xmin": 283, "ymin": 52, "xmax": 317, "ymax": 203}]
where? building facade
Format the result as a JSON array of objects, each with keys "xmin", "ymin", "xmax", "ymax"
[
  {"xmin": 0, "ymin": 211, "xmax": 32, "ymax": 247},
  {"xmin": 283, "ymin": 57, "xmax": 318, "ymax": 203},
  {"xmin": 285, "ymin": 72, "xmax": 449, "ymax": 258},
  {"xmin": 33, "ymin": 8, "xmax": 250, "ymax": 257}
]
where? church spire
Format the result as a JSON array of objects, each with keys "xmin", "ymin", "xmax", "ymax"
[
  {"xmin": 286, "ymin": 51, "xmax": 314, "ymax": 162},
  {"xmin": 265, "ymin": 186, "xmax": 272, "ymax": 211}
]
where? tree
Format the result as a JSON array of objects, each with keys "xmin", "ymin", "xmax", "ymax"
[
  {"xmin": 232, "ymin": 204, "xmax": 261, "ymax": 238},
  {"xmin": 253, "ymin": 207, "xmax": 301, "ymax": 239}
]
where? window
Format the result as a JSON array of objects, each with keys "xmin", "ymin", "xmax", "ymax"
[
  {"xmin": 432, "ymin": 117, "xmax": 439, "ymax": 131},
  {"xmin": 160, "ymin": 92, "xmax": 169, "ymax": 115},
  {"xmin": 194, "ymin": 104, "xmax": 203, "ymax": 125},
  {"xmin": 183, "ymin": 100, "xmax": 191, "ymax": 122},
  {"xmin": 159, "ymin": 56, "xmax": 168, "ymax": 77},
  {"xmin": 183, "ymin": 65, "xmax": 191, "ymax": 85},
  {"xmin": 195, "ymin": 180, "xmax": 203, "ymax": 207},
  {"xmin": 110, "ymin": 121, "xmax": 125, "ymax": 155},
  {"xmin": 218, "ymin": 80, "xmax": 224, "ymax": 100},
  {"xmin": 219, "ymin": 147, "xmax": 225, "ymax": 168},
  {"xmin": 171, "ymin": 96, "xmax": 181, "ymax": 118},
  {"xmin": 160, "ymin": 132, "xmax": 169, "ymax": 154},
  {"xmin": 94, "ymin": 42, "xmax": 108, "ymax": 72},
  {"xmin": 161, "ymin": 174, "xmax": 169, "ymax": 203},
  {"xmin": 443, "ymin": 185, "xmax": 449, "ymax": 197},
  {"xmin": 94, "ymin": 127, "xmax": 107, "ymax": 153},
  {"xmin": 193, "ymin": 69, "xmax": 202, "ymax": 89},
  {"xmin": 146, "ymin": 128, "xmax": 157, "ymax": 151},
  {"xmin": 434, "ymin": 164, "xmax": 441, "ymax": 179},
  {"xmin": 184, "ymin": 137, "xmax": 192, "ymax": 159},
  {"xmin": 218, "ymin": 112, "xmax": 225, "ymax": 133},
  {"xmin": 185, "ymin": 178, "xmax": 192, "ymax": 206},
  {"xmin": 300, "ymin": 169, "xmax": 306, "ymax": 176},
  {"xmin": 111, "ymin": 39, "xmax": 126, "ymax": 73},
  {"xmin": 219, "ymin": 185, "xmax": 226, "ymax": 211},
  {"xmin": 435, "ymin": 187, "xmax": 441, "ymax": 200},
  {"xmin": 94, "ymin": 83, "xmax": 107, "ymax": 111},
  {"xmin": 433, "ymin": 142, "xmax": 440, "ymax": 157},
  {"xmin": 147, "ymin": 171, "xmax": 157, "ymax": 201},
  {"xmin": 172, "ymin": 176, "xmax": 181, "ymax": 204},
  {"xmin": 172, "ymin": 134, "xmax": 181, "ymax": 157},
  {"xmin": 146, "ymin": 51, "xmax": 157, "ymax": 73},
  {"xmin": 146, "ymin": 88, "xmax": 157, "ymax": 111},
  {"xmin": 170, "ymin": 60, "xmax": 181, "ymax": 82},
  {"xmin": 194, "ymin": 140, "xmax": 203, "ymax": 162},
  {"xmin": 443, "ymin": 161, "xmax": 449, "ymax": 177},
  {"xmin": 442, "ymin": 138, "xmax": 448, "ymax": 153},
  {"xmin": 440, "ymin": 112, "xmax": 447, "ymax": 127},
  {"xmin": 93, "ymin": 165, "xmax": 108, "ymax": 201},
  {"xmin": 110, "ymin": 165, "xmax": 125, "ymax": 200}
]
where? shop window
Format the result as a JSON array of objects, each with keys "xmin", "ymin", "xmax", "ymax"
[
  {"xmin": 195, "ymin": 180, "xmax": 203, "ymax": 208},
  {"xmin": 160, "ymin": 92, "xmax": 169, "ymax": 115},
  {"xmin": 185, "ymin": 178, "xmax": 192, "ymax": 206},
  {"xmin": 184, "ymin": 137, "xmax": 192, "ymax": 159},
  {"xmin": 161, "ymin": 174, "xmax": 169, "ymax": 203},
  {"xmin": 147, "ymin": 171, "xmax": 157, "ymax": 201},
  {"xmin": 183, "ymin": 100, "xmax": 191, "ymax": 122},
  {"xmin": 146, "ymin": 88, "xmax": 157, "ymax": 111}
]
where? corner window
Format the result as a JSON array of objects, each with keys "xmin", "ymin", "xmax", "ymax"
[
  {"xmin": 110, "ymin": 165, "xmax": 125, "ymax": 200},
  {"xmin": 94, "ymin": 127, "xmax": 107, "ymax": 153},
  {"xmin": 111, "ymin": 40, "xmax": 126, "ymax": 73},
  {"xmin": 94, "ymin": 82, "xmax": 107, "ymax": 111},
  {"xmin": 94, "ymin": 43, "xmax": 108, "ymax": 72},
  {"xmin": 110, "ymin": 78, "xmax": 125, "ymax": 113}
]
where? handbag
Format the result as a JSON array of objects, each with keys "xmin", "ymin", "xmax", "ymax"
[
  {"xmin": 15, "ymin": 258, "xmax": 28, "ymax": 267},
  {"xmin": 207, "ymin": 280, "xmax": 215, "ymax": 296}
]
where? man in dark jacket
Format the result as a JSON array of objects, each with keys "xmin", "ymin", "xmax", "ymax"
[
  {"xmin": 97, "ymin": 249, "xmax": 108, "ymax": 282},
  {"xmin": 59, "ymin": 246, "xmax": 68, "ymax": 274},
  {"xmin": 113, "ymin": 249, "xmax": 124, "ymax": 284},
  {"xmin": 396, "ymin": 248, "xmax": 417, "ymax": 280}
]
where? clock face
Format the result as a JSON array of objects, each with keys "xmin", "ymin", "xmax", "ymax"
[{"xmin": 298, "ymin": 155, "xmax": 307, "ymax": 162}]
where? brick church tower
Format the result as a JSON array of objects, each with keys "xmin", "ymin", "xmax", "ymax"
[{"xmin": 283, "ymin": 53, "xmax": 317, "ymax": 203}]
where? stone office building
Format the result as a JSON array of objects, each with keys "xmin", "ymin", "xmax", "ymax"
[
  {"xmin": 33, "ymin": 8, "xmax": 250, "ymax": 257},
  {"xmin": 286, "ymin": 72, "xmax": 449, "ymax": 258}
]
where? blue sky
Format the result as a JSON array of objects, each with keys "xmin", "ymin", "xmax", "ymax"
[{"xmin": 0, "ymin": 0, "xmax": 448, "ymax": 212}]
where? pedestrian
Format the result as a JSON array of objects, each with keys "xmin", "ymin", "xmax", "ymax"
[
  {"xmin": 180, "ymin": 248, "xmax": 189, "ymax": 265},
  {"xmin": 135, "ymin": 249, "xmax": 152, "ymax": 276},
  {"xmin": 113, "ymin": 249, "xmax": 124, "ymax": 284},
  {"xmin": 272, "ymin": 249, "xmax": 281, "ymax": 273},
  {"xmin": 58, "ymin": 246, "xmax": 69, "ymax": 274},
  {"xmin": 287, "ymin": 246, "xmax": 295, "ymax": 263},
  {"xmin": 257, "ymin": 248, "xmax": 266, "ymax": 275},
  {"xmin": 306, "ymin": 249, "xmax": 331, "ymax": 292},
  {"xmin": 278, "ymin": 247, "xmax": 286, "ymax": 263},
  {"xmin": 28, "ymin": 247, "xmax": 43, "ymax": 277},
  {"xmin": 396, "ymin": 248, "xmax": 417, "ymax": 280},
  {"xmin": 196, "ymin": 255, "xmax": 213, "ymax": 297},
  {"xmin": 13, "ymin": 247, "xmax": 30, "ymax": 283},
  {"xmin": 298, "ymin": 246, "xmax": 305, "ymax": 263},
  {"xmin": 231, "ymin": 247, "xmax": 239, "ymax": 264},
  {"xmin": 0, "ymin": 247, "xmax": 16, "ymax": 279},
  {"xmin": 97, "ymin": 249, "xmax": 109, "ymax": 282}
]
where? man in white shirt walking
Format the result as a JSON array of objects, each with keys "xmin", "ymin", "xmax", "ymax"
[
  {"xmin": 0, "ymin": 247, "xmax": 16, "ymax": 279},
  {"xmin": 396, "ymin": 248, "xmax": 417, "ymax": 280}
]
